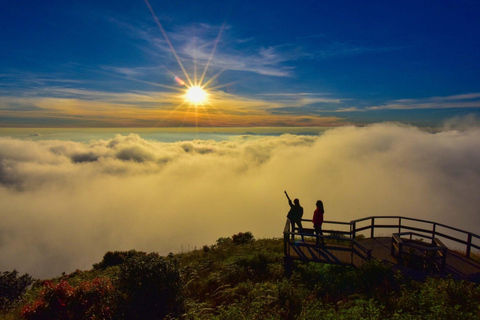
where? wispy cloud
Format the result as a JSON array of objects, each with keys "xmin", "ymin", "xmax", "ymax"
[
  {"xmin": 314, "ymin": 42, "xmax": 405, "ymax": 60},
  {"xmin": 182, "ymin": 41, "xmax": 295, "ymax": 77},
  {"xmin": 108, "ymin": 18, "xmax": 302, "ymax": 78},
  {"xmin": 330, "ymin": 93, "xmax": 480, "ymax": 113},
  {"xmin": 366, "ymin": 93, "xmax": 480, "ymax": 110},
  {"xmin": 0, "ymin": 72, "xmax": 85, "ymax": 92},
  {"xmin": 165, "ymin": 24, "xmax": 304, "ymax": 78},
  {"xmin": 259, "ymin": 93, "xmax": 342, "ymax": 104},
  {"xmin": 0, "ymin": 87, "xmax": 344, "ymax": 127}
]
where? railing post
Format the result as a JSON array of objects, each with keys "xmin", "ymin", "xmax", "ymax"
[
  {"xmin": 442, "ymin": 248, "xmax": 447, "ymax": 271},
  {"xmin": 398, "ymin": 243, "xmax": 403, "ymax": 265},
  {"xmin": 467, "ymin": 234, "xmax": 472, "ymax": 258},
  {"xmin": 432, "ymin": 223, "xmax": 436, "ymax": 244},
  {"xmin": 351, "ymin": 222, "xmax": 356, "ymax": 240},
  {"xmin": 371, "ymin": 217, "xmax": 375, "ymax": 238},
  {"xmin": 398, "ymin": 217, "xmax": 401, "ymax": 234}
]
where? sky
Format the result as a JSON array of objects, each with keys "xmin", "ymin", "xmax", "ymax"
[{"xmin": 1, "ymin": 0, "xmax": 480, "ymax": 127}]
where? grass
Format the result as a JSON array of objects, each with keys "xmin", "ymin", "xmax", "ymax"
[{"xmin": 2, "ymin": 232, "xmax": 480, "ymax": 319}]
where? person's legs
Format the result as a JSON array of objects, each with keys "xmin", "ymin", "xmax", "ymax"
[
  {"xmin": 315, "ymin": 224, "xmax": 325, "ymax": 245},
  {"xmin": 297, "ymin": 220, "xmax": 303, "ymax": 233},
  {"xmin": 297, "ymin": 220, "xmax": 304, "ymax": 241},
  {"xmin": 293, "ymin": 220, "xmax": 304, "ymax": 241}
]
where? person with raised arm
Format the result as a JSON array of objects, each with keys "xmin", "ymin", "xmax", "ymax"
[{"xmin": 285, "ymin": 191, "xmax": 304, "ymax": 240}]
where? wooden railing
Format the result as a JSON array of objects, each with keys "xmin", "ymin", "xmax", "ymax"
[
  {"xmin": 350, "ymin": 216, "xmax": 480, "ymax": 259},
  {"xmin": 283, "ymin": 219, "xmax": 372, "ymax": 266},
  {"xmin": 391, "ymin": 232, "xmax": 448, "ymax": 271},
  {"xmin": 284, "ymin": 215, "xmax": 480, "ymax": 261}
]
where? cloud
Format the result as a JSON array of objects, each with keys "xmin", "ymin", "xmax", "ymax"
[
  {"xmin": 180, "ymin": 31, "xmax": 297, "ymax": 77},
  {"xmin": 1, "ymin": 123, "xmax": 480, "ymax": 278},
  {"xmin": 112, "ymin": 18, "xmax": 301, "ymax": 78},
  {"xmin": 0, "ymin": 88, "xmax": 344, "ymax": 127},
  {"xmin": 442, "ymin": 114, "xmax": 480, "ymax": 131},
  {"xmin": 366, "ymin": 93, "xmax": 480, "ymax": 110},
  {"xmin": 315, "ymin": 42, "xmax": 406, "ymax": 60},
  {"xmin": 258, "ymin": 93, "xmax": 343, "ymax": 108}
]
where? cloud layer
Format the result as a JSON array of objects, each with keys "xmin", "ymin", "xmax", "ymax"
[{"xmin": 1, "ymin": 123, "xmax": 480, "ymax": 278}]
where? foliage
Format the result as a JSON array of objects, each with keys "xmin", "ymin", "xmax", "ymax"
[
  {"xmin": 180, "ymin": 237, "xmax": 284, "ymax": 304},
  {"xmin": 392, "ymin": 277, "xmax": 480, "ymax": 319},
  {"xmin": 21, "ymin": 278, "xmax": 116, "ymax": 320},
  {"xmin": 116, "ymin": 252, "xmax": 184, "ymax": 320},
  {"xmin": 294, "ymin": 260, "xmax": 402, "ymax": 301},
  {"xmin": 231, "ymin": 232, "xmax": 254, "ymax": 245},
  {"xmin": 0, "ymin": 270, "xmax": 33, "ymax": 312},
  {"xmin": 2, "ymin": 233, "xmax": 480, "ymax": 319},
  {"xmin": 93, "ymin": 250, "xmax": 146, "ymax": 270}
]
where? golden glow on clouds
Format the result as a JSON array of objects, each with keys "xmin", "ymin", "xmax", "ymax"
[{"xmin": 0, "ymin": 91, "xmax": 344, "ymax": 127}]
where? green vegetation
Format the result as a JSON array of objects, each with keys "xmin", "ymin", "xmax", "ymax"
[
  {"xmin": 1, "ymin": 232, "xmax": 480, "ymax": 319},
  {"xmin": 0, "ymin": 271, "xmax": 33, "ymax": 313}
]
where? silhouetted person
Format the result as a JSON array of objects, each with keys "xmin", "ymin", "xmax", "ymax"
[
  {"xmin": 313, "ymin": 200, "xmax": 325, "ymax": 245},
  {"xmin": 285, "ymin": 191, "xmax": 304, "ymax": 239}
]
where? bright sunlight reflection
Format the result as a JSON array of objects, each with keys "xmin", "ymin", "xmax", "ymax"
[{"xmin": 186, "ymin": 86, "xmax": 208, "ymax": 105}]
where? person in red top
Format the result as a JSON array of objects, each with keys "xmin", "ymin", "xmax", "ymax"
[{"xmin": 313, "ymin": 200, "xmax": 325, "ymax": 245}]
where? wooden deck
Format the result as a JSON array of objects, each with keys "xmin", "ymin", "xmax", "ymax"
[
  {"xmin": 285, "ymin": 236, "xmax": 480, "ymax": 280},
  {"xmin": 284, "ymin": 216, "xmax": 480, "ymax": 280},
  {"xmin": 444, "ymin": 250, "xmax": 480, "ymax": 281},
  {"xmin": 286, "ymin": 240, "xmax": 356, "ymax": 265}
]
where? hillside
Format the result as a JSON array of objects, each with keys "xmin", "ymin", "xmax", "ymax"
[{"xmin": 2, "ymin": 232, "xmax": 480, "ymax": 319}]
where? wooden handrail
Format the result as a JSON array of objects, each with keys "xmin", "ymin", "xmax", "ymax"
[
  {"xmin": 283, "ymin": 219, "xmax": 372, "ymax": 266},
  {"xmin": 350, "ymin": 215, "xmax": 480, "ymax": 242},
  {"xmin": 391, "ymin": 231, "xmax": 448, "ymax": 271},
  {"xmin": 291, "ymin": 215, "xmax": 479, "ymax": 260},
  {"xmin": 302, "ymin": 219, "xmax": 352, "ymax": 226}
]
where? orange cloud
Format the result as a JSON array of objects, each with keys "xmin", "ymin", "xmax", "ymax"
[{"xmin": 0, "ymin": 89, "xmax": 346, "ymax": 127}]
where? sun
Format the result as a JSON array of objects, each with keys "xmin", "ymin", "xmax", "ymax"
[{"xmin": 185, "ymin": 86, "xmax": 208, "ymax": 105}]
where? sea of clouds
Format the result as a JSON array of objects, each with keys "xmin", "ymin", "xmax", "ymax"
[{"xmin": 1, "ymin": 122, "xmax": 480, "ymax": 278}]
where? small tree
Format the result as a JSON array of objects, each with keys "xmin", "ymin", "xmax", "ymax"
[
  {"xmin": 232, "ymin": 232, "xmax": 254, "ymax": 245},
  {"xmin": 117, "ymin": 253, "xmax": 184, "ymax": 320},
  {"xmin": 0, "ymin": 270, "xmax": 33, "ymax": 311},
  {"xmin": 93, "ymin": 250, "xmax": 146, "ymax": 269}
]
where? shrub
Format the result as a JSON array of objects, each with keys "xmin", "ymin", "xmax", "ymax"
[
  {"xmin": 355, "ymin": 259, "xmax": 400, "ymax": 298},
  {"xmin": 232, "ymin": 251, "xmax": 273, "ymax": 280},
  {"xmin": 72, "ymin": 278, "xmax": 117, "ymax": 319},
  {"xmin": 116, "ymin": 252, "xmax": 184, "ymax": 320},
  {"xmin": 232, "ymin": 232, "xmax": 254, "ymax": 245},
  {"xmin": 93, "ymin": 250, "xmax": 146, "ymax": 270},
  {"xmin": 21, "ymin": 278, "xmax": 116, "ymax": 320},
  {"xmin": 215, "ymin": 237, "xmax": 233, "ymax": 247},
  {"xmin": 0, "ymin": 270, "xmax": 33, "ymax": 311},
  {"xmin": 394, "ymin": 277, "xmax": 480, "ymax": 319}
]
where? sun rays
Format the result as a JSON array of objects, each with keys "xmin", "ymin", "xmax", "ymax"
[{"xmin": 143, "ymin": 0, "xmax": 231, "ymax": 127}]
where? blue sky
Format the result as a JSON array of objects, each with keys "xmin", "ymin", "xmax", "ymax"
[{"xmin": 1, "ymin": 0, "xmax": 480, "ymax": 127}]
